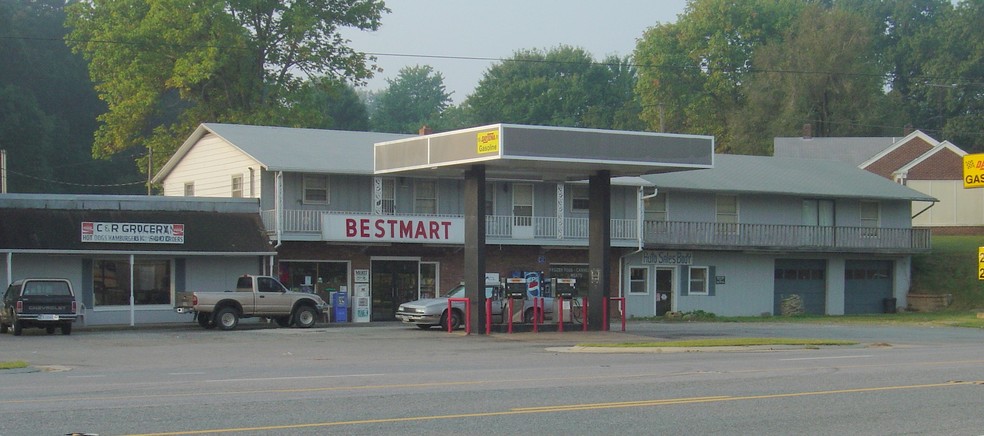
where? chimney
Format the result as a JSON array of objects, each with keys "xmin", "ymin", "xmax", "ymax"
[
  {"xmin": 418, "ymin": 125, "xmax": 433, "ymax": 135},
  {"xmin": 802, "ymin": 123, "xmax": 813, "ymax": 139}
]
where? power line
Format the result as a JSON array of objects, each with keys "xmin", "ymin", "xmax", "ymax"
[{"xmin": 5, "ymin": 169, "xmax": 145, "ymax": 187}]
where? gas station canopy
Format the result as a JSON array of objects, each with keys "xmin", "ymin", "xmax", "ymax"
[{"xmin": 374, "ymin": 124, "xmax": 715, "ymax": 180}]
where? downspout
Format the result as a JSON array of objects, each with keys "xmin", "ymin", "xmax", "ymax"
[
  {"xmin": 911, "ymin": 201, "xmax": 936, "ymax": 220},
  {"xmin": 275, "ymin": 171, "xmax": 284, "ymax": 248},
  {"xmin": 6, "ymin": 252, "xmax": 11, "ymax": 287},
  {"xmin": 618, "ymin": 186, "xmax": 659, "ymax": 298}
]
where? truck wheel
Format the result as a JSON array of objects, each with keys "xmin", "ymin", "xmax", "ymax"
[
  {"xmin": 215, "ymin": 307, "xmax": 239, "ymax": 330},
  {"xmin": 61, "ymin": 323, "xmax": 72, "ymax": 335},
  {"xmin": 293, "ymin": 306, "xmax": 318, "ymax": 328},
  {"xmin": 13, "ymin": 319, "xmax": 23, "ymax": 336},
  {"xmin": 274, "ymin": 316, "xmax": 293, "ymax": 327},
  {"xmin": 197, "ymin": 312, "xmax": 215, "ymax": 329}
]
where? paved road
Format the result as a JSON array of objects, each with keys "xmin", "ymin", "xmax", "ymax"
[{"xmin": 1, "ymin": 321, "xmax": 983, "ymax": 435}]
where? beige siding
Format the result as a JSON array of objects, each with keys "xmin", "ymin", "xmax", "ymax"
[
  {"xmin": 910, "ymin": 180, "xmax": 984, "ymax": 226},
  {"xmin": 162, "ymin": 135, "xmax": 262, "ymax": 198}
]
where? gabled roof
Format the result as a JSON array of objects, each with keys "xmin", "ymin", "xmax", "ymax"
[
  {"xmin": 895, "ymin": 141, "xmax": 967, "ymax": 181},
  {"xmin": 641, "ymin": 154, "xmax": 936, "ymax": 202},
  {"xmin": 153, "ymin": 123, "xmax": 412, "ymax": 182},
  {"xmin": 858, "ymin": 130, "xmax": 940, "ymax": 169}
]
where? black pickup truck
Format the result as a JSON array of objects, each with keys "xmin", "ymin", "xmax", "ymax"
[{"xmin": 1, "ymin": 278, "xmax": 79, "ymax": 336}]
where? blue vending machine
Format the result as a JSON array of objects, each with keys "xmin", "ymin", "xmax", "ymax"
[{"xmin": 332, "ymin": 291, "xmax": 348, "ymax": 323}]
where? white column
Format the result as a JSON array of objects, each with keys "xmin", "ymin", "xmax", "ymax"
[{"xmin": 556, "ymin": 183, "xmax": 565, "ymax": 239}]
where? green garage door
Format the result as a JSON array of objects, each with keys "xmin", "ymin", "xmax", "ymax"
[
  {"xmin": 774, "ymin": 260, "xmax": 826, "ymax": 315},
  {"xmin": 844, "ymin": 260, "xmax": 893, "ymax": 314}
]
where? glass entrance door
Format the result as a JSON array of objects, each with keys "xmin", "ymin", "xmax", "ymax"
[{"xmin": 370, "ymin": 259, "xmax": 419, "ymax": 321}]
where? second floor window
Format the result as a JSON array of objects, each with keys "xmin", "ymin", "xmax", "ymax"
[
  {"xmin": 231, "ymin": 175, "xmax": 243, "ymax": 198},
  {"xmin": 803, "ymin": 199, "xmax": 834, "ymax": 226},
  {"xmin": 414, "ymin": 180, "xmax": 437, "ymax": 214},
  {"xmin": 644, "ymin": 192, "xmax": 667, "ymax": 221},
  {"xmin": 860, "ymin": 201, "xmax": 879, "ymax": 236},
  {"xmin": 571, "ymin": 185, "xmax": 589, "ymax": 212},
  {"xmin": 513, "ymin": 183, "xmax": 533, "ymax": 226},
  {"xmin": 485, "ymin": 183, "xmax": 496, "ymax": 215},
  {"xmin": 303, "ymin": 175, "xmax": 329, "ymax": 204},
  {"xmin": 716, "ymin": 195, "xmax": 738, "ymax": 233}
]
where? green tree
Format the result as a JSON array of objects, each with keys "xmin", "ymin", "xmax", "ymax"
[
  {"xmin": 371, "ymin": 65, "xmax": 452, "ymax": 134},
  {"xmin": 634, "ymin": 0, "xmax": 804, "ymax": 149},
  {"xmin": 729, "ymin": 5, "xmax": 898, "ymax": 154},
  {"xmin": 465, "ymin": 46, "xmax": 639, "ymax": 129},
  {"xmin": 0, "ymin": 0, "xmax": 143, "ymax": 193},
  {"xmin": 65, "ymin": 0, "xmax": 387, "ymax": 175},
  {"xmin": 292, "ymin": 78, "xmax": 370, "ymax": 131}
]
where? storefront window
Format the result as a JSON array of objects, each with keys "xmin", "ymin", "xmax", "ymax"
[
  {"xmin": 279, "ymin": 261, "xmax": 349, "ymax": 301},
  {"xmin": 93, "ymin": 259, "xmax": 171, "ymax": 306}
]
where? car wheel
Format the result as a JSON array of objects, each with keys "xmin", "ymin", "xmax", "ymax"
[
  {"xmin": 523, "ymin": 308, "xmax": 538, "ymax": 324},
  {"xmin": 415, "ymin": 324, "xmax": 431, "ymax": 330},
  {"xmin": 61, "ymin": 323, "xmax": 72, "ymax": 335},
  {"xmin": 215, "ymin": 307, "xmax": 239, "ymax": 331},
  {"xmin": 13, "ymin": 319, "xmax": 23, "ymax": 336},
  {"xmin": 293, "ymin": 306, "xmax": 318, "ymax": 328},
  {"xmin": 441, "ymin": 310, "xmax": 462, "ymax": 330},
  {"xmin": 46, "ymin": 326, "xmax": 55, "ymax": 334},
  {"xmin": 197, "ymin": 312, "xmax": 215, "ymax": 329},
  {"xmin": 274, "ymin": 316, "xmax": 293, "ymax": 327}
]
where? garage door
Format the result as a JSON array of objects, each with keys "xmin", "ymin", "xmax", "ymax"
[
  {"xmin": 844, "ymin": 260, "xmax": 893, "ymax": 314},
  {"xmin": 774, "ymin": 260, "xmax": 826, "ymax": 315}
]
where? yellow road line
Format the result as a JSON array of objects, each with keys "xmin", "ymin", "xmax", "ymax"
[{"xmin": 126, "ymin": 381, "xmax": 982, "ymax": 436}]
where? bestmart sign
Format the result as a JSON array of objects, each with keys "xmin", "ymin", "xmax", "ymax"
[{"xmin": 323, "ymin": 214, "xmax": 464, "ymax": 243}]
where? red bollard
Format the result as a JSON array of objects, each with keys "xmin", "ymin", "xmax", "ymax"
[
  {"xmin": 485, "ymin": 298, "xmax": 492, "ymax": 335},
  {"xmin": 447, "ymin": 298, "xmax": 470, "ymax": 334},
  {"xmin": 557, "ymin": 296, "xmax": 564, "ymax": 333},
  {"xmin": 507, "ymin": 297, "xmax": 514, "ymax": 334},
  {"xmin": 582, "ymin": 297, "xmax": 588, "ymax": 332}
]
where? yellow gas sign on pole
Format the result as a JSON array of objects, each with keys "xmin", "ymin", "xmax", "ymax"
[
  {"xmin": 979, "ymin": 247, "xmax": 984, "ymax": 281},
  {"xmin": 963, "ymin": 154, "xmax": 984, "ymax": 188}
]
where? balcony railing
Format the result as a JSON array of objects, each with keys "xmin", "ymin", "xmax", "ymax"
[
  {"xmin": 643, "ymin": 221, "xmax": 931, "ymax": 253},
  {"xmin": 261, "ymin": 209, "xmax": 931, "ymax": 252}
]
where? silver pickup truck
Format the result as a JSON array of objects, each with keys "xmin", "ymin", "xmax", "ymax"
[{"xmin": 175, "ymin": 275, "xmax": 327, "ymax": 330}]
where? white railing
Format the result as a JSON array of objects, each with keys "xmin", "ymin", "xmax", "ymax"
[{"xmin": 260, "ymin": 210, "xmax": 930, "ymax": 251}]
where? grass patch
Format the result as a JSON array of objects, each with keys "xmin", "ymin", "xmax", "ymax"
[
  {"xmin": 578, "ymin": 338, "xmax": 858, "ymax": 348},
  {"xmin": 0, "ymin": 361, "xmax": 29, "ymax": 370},
  {"xmin": 911, "ymin": 235, "xmax": 984, "ymax": 311}
]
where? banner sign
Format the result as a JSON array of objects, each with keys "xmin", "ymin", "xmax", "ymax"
[
  {"xmin": 81, "ymin": 222, "xmax": 185, "ymax": 244},
  {"xmin": 641, "ymin": 250, "xmax": 693, "ymax": 265},
  {"xmin": 323, "ymin": 214, "xmax": 464, "ymax": 243}
]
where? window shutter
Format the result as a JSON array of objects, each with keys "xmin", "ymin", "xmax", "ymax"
[
  {"xmin": 679, "ymin": 266, "xmax": 689, "ymax": 296},
  {"xmin": 708, "ymin": 266, "xmax": 716, "ymax": 296}
]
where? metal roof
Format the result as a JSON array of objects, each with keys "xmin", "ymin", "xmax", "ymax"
[
  {"xmin": 154, "ymin": 123, "xmax": 412, "ymax": 182},
  {"xmin": 773, "ymin": 136, "xmax": 899, "ymax": 166},
  {"xmin": 641, "ymin": 154, "xmax": 937, "ymax": 202},
  {"xmin": 374, "ymin": 124, "xmax": 715, "ymax": 181}
]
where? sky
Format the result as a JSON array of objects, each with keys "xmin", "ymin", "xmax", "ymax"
[{"xmin": 342, "ymin": 0, "xmax": 690, "ymax": 104}]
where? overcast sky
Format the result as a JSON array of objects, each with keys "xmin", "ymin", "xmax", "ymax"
[{"xmin": 342, "ymin": 0, "xmax": 689, "ymax": 103}]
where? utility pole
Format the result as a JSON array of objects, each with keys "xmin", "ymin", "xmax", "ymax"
[
  {"xmin": 146, "ymin": 147, "xmax": 152, "ymax": 195},
  {"xmin": 1, "ymin": 149, "xmax": 7, "ymax": 194}
]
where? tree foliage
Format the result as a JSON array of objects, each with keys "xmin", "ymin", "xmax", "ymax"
[
  {"xmin": 0, "ymin": 0, "xmax": 142, "ymax": 193},
  {"xmin": 464, "ymin": 46, "xmax": 641, "ymax": 130},
  {"xmin": 65, "ymin": 0, "xmax": 387, "ymax": 174},
  {"xmin": 371, "ymin": 65, "xmax": 452, "ymax": 134}
]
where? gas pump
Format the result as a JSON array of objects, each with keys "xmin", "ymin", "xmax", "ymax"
[
  {"xmin": 552, "ymin": 278, "xmax": 578, "ymax": 322},
  {"xmin": 504, "ymin": 277, "xmax": 527, "ymax": 323}
]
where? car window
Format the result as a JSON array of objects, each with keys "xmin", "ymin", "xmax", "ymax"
[
  {"xmin": 22, "ymin": 281, "xmax": 72, "ymax": 296},
  {"xmin": 257, "ymin": 277, "xmax": 282, "ymax": 293},
  {"xmin": 446, "ymin": 286, "xmax": 465, "ymax": 298}
]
